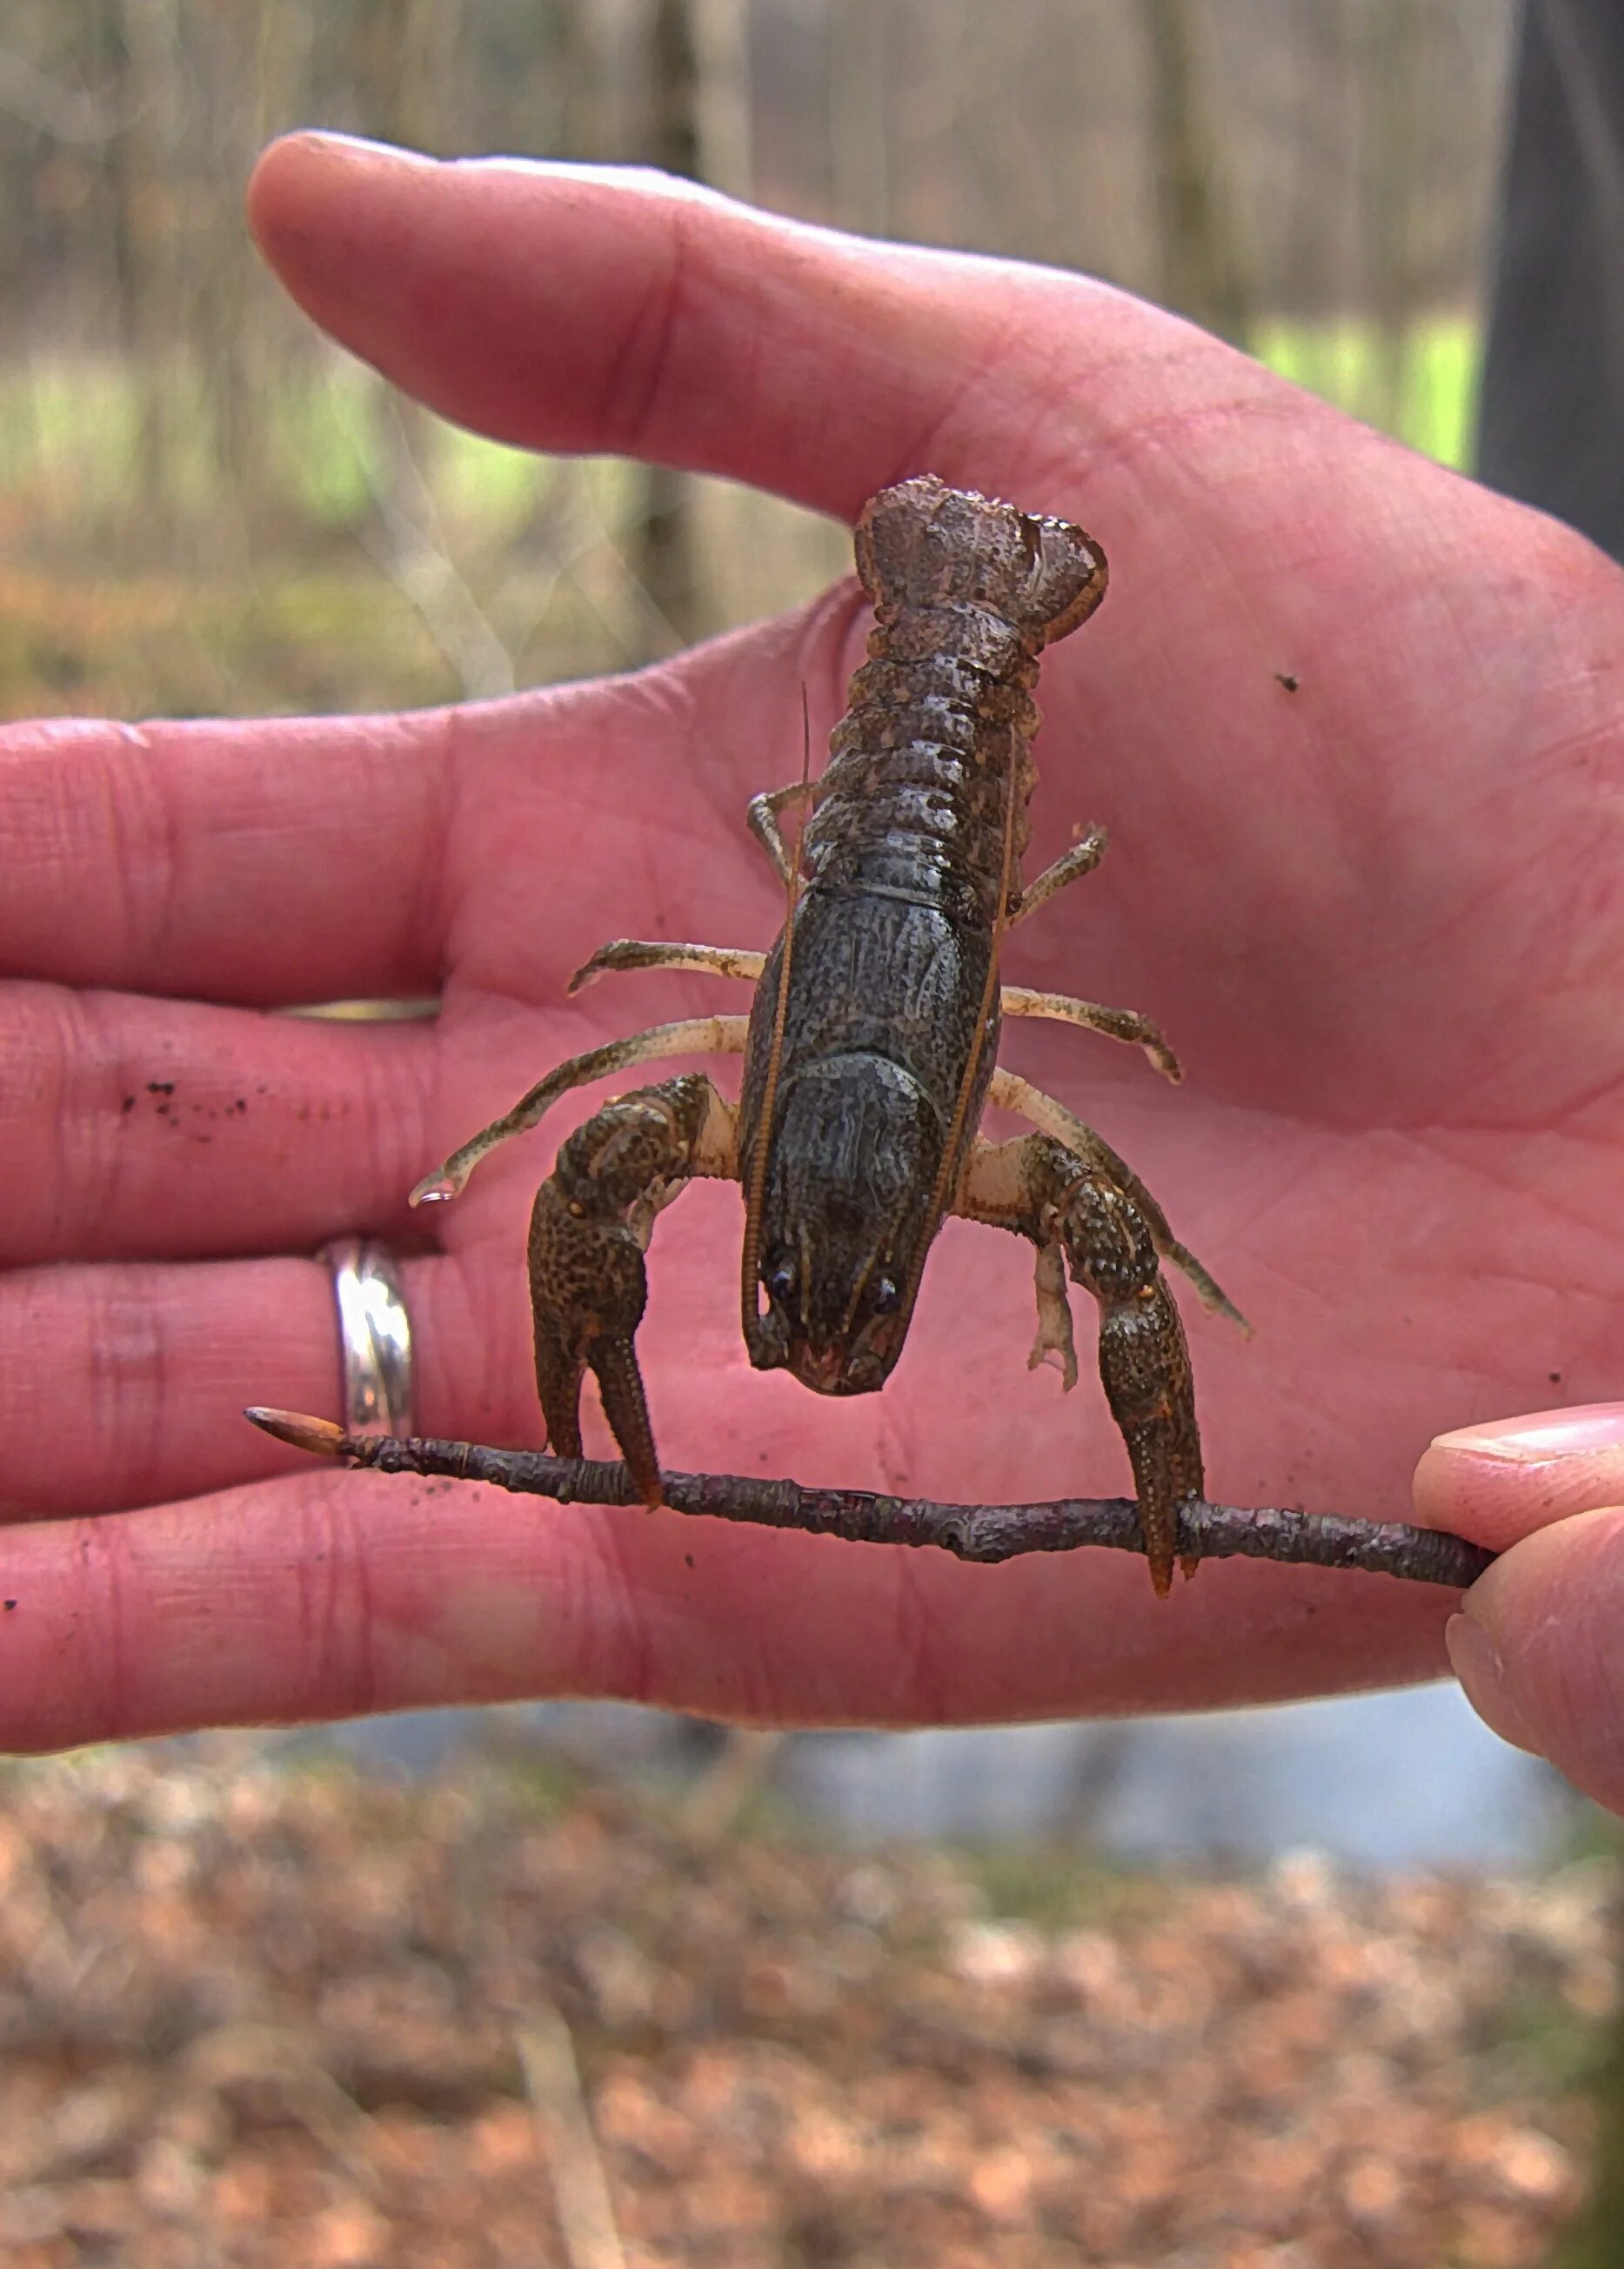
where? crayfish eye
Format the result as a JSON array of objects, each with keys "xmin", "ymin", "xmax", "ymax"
[
  {"xmin": 869, "ymin": 1272, "xmax": 902, "ymax": 1315},
  {"xmin": 764, "ymin": 1256, "xmax": 798, "ymax": 1307}
]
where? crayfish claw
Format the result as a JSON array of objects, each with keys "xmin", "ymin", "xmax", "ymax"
[
  {"xmin": 587, "ymin": 1336, "xmax": 664, "ymax": 1508},
  {"xmin": 528, "ymin": 1175, "xmax": 653, "ymax": 1470},
  {"xmin": 531, "ymin": 1304, "xmax": 587, "ymax": 1463},
  {"xmin": 1058, "ymin": 1167, "xmax": 1205, "ymax": 1596},
  {"xmin": 523, "ymin": 1075, "xmax": 738, "ymax": 1508},
  {"xmin": 1093, "ymin": 1282, "xmax": 1205, "ymax": 1595}
]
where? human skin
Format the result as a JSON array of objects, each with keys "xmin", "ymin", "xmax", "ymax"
[{"xmin": 0, "ymin": 132, "xmax": 1620, "ymax": 1767}]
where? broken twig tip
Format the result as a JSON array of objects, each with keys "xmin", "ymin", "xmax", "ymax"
[{"xmin": 244, "ymin": 1406, "xmax": 349, "ymax": 1458}]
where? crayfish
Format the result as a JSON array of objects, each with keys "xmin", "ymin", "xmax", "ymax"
[{"xmin": 411, "ymin": 476, "xmax": 1243, "ymax": 1594}]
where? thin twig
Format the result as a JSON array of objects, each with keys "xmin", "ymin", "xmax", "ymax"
[
  {"xmin": 360, "ymin": 393, "xmax": 518, "ymax": 700},
  {"xmin": 244, "ymin": 1409, "xmax": 1494, "ymax": 1590}
]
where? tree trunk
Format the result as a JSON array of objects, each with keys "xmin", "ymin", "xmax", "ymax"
[
  {"xmin": 631, "ymin": 0, "xmax": 712, "ymax": 654},
  {"xmin": 112, "ymin": 0, "xmax": 187, "ymax": 535},
  {"xmin": 1360, "ymin": 0, "xmax": 1426, "ymax": 439},
  {"xmin": 1139, "ymin": 0, "xmax": 1253, "ymax": 348},
  {"xmin": 211, "ymin": 5, "xmax": 315, "ymax": 540}
]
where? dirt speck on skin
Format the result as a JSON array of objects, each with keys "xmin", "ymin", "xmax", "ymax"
[{"xmin": 144, "ymin": 1081, "xmax": 175, "ymax": 1095}]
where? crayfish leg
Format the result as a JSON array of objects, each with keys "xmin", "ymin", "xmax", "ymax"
[
  {"xmin": 1008, "ymin": 822, "xmax": 1108, "ymax": 924},
  {"xmin": 745, "ymin": 778, "xmax": 816, "ymax": 886},
  {"xmin": 410, "ymin": 1015, "xmax": 749, "ymax": 1206},
  {"xmin": 1027, "ymin": 1239, "xmax": 1079, "ymax": 1391},
  {"xmin": 567, "ymin": 940, "xmax": 767, "ymax": 995},
  {"xmin": 986, "ymin": 1068, "xmax": 1246, "ymax": 1330},
  {"xmin": 999, "ymin": 982, "xmax": 1182, "ymax": 1084}
]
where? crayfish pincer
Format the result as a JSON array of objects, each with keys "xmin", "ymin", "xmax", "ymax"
[{"xmin": 411, "ymin": 474, "xmax": 1244, "ymax": 1595}]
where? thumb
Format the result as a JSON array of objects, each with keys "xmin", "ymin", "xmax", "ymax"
[{"xmin": 1413, "ymin": 1406, "xmax": 1624, "ymax": 1811}]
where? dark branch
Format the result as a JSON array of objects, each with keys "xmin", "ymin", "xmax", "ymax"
[{"xmin": 244, "ymin": 1409, "xmax": 1494, "ymax": 1590}]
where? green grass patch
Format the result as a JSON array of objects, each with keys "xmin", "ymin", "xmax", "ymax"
[{"xmin": 1253, "ymin": 311, "xmax": 1481, "ymax": 467}]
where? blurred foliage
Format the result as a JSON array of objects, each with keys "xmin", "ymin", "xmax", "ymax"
[
  {"xmin": 0, "ymin": 0, "xmax": 1512, "ymax": 722},
  {"xmin": 1257, "ymin": 310, "xmax": 1481, "ymax": 469},
  {"xmin": 0, "ymin": 1750, "xmax": 1602, "ymax": 2264},
  {"xmin": 0, "ymin": 306, "xmax": 1483, "ymax": 722}
]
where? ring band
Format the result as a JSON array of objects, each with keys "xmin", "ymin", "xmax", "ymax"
[{"xmin": 320, "ymin": 1237, "xmax": 416, "ymax": 1438}]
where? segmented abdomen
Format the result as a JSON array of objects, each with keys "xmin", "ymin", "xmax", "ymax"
[
  {"xmin": 804, "ymin": 615, "xmax": 1042, "ymax": 929},
  {"xmin": 802, "ymin": 474, "xmax": 1106, "ymax": 930}
]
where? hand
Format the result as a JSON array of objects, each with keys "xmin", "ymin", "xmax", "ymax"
[{"xmin": 3, "ymin": 131, "xmax": 1620, "ymax": 1753}]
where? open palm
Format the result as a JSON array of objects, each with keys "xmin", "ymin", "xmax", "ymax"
[{"xmin": 3, "ymin": 131, "xmax": 1620, "ymax": 1751}]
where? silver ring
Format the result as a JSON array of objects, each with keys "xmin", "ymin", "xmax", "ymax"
[{"xmin": 319, "ymin": 1237, "xmax": 416, "ymax": 1438}]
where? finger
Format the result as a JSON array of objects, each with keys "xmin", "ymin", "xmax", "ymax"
[
  {"xmin": 1444, "ymin": 1512, "xmax": 1624, "ymax": 1811},
  {"xmin": 1413, "ymin": 1405, "xmax": 1624, "ymax": 1809},
  {"xmin": 1412, "ymin": 1404, "xmax": 1624, "ymax": 1550},
  {"xmin": 0, "ymin": 1467, "xmax": 1453, "ymax": 1755},
  {"xmin": 0, "ymin": 710, "xmax": 452, "ymax": 1003},
  {"xmin": 0, "ymin": 981, "xmax": 438, "ymax": 1265},
  {"xmin": 0, "ymin": 1248, "xmax": 531, "ymax": 1523},
  {"xmin": 247, "ymin": 133, "xmax": 1280, "ymax": 523}
]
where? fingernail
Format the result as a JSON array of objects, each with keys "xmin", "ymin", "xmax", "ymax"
[
  {"xmin": 1445, "ymin": 1612, "xmax": 1541, "ymax": 1757},
  {"xmin": 300, "ymin": 131, "xmax": 435, "ymax": 168},
  {"xmin": 1430, "ymin": 1403, "xmax": 1624, "ymax": 1461}
]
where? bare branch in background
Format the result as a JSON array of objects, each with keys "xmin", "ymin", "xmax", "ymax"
[
  {"xmin": 678, "ymin": 1729, "xmax": 786, "ymax": 1844},
  {"xmin": 206, "ymin": 5, "xmax": 316, "ymax": 529},
  {"xmin": 632, "ymin": 0, "xmax": 709, "ymax": 654},
  {"xmin": 113, "ymin": 0, "xmax": 187, "ymax": 531},
  {"xmin": 0, "ymin": 44, "xmax": 123, "ymax": 142},
  {"xmin": 1138, "ymin": 0, "xmax": 1254, "ymax": 346},
  {"xmin": 829, "ymin": 0, "xmax": 892, "ymax": 236},
  {"xmin": 358, "ymin": 396, "xmax": 517, "ymax": 701},
  {"xmin": 693, "ymin": 0, "xmax": 754, "ymax": 198}
]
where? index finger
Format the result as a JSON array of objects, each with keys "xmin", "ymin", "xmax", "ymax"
[{"xmin": 247, "ymin": 133, "xmax": 1284, "ymax": 526}]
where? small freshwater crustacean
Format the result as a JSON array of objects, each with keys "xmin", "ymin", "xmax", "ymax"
[{"xmin": 411, "ymin": 474, "xmax": 1244, "ymax": 1595}]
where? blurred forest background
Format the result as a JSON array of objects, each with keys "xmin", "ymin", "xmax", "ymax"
[{"xmin": 0, "ymin": 0, "xmax": 1514, "ymax": 723}]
